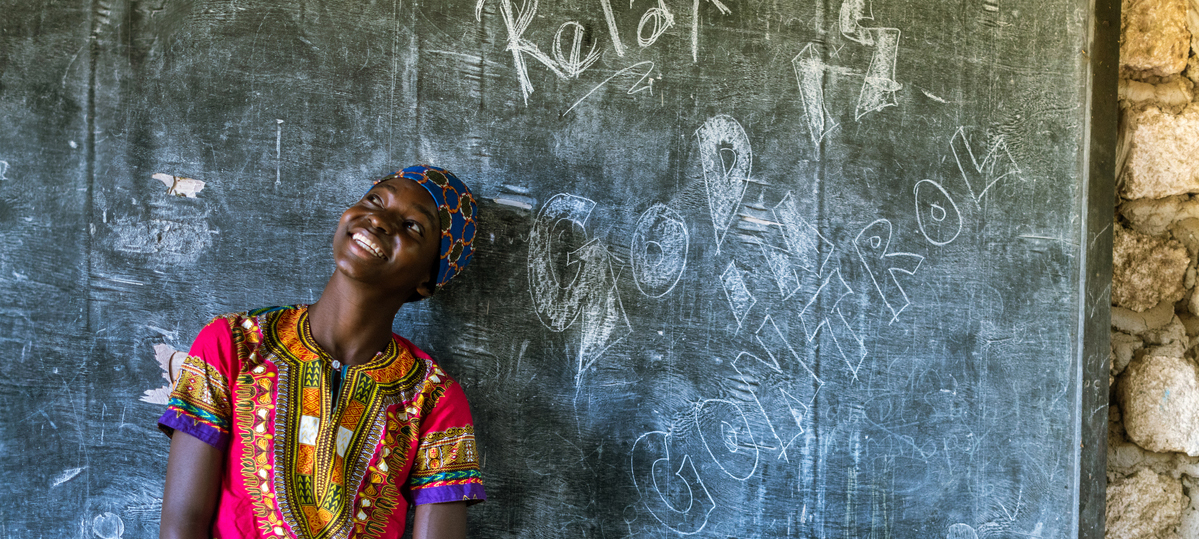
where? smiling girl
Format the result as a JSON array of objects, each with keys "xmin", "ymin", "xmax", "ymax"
[{"xmin": 158, "ymin": 165, "xmax": 484, "ymax": 539}]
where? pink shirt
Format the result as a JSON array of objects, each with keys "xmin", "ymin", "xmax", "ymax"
[{"xmin": 159, "ymin": 305, "xmax": 485, "ymax": 538}]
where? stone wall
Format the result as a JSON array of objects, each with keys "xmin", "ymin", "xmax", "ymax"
[{"xmin": 1109, "ymin": 0, "xmax": 1199, "ymax": 537}]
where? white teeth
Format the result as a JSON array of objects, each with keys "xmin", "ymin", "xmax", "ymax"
[{"xmin": 352, "ymin": 232, "xmax": 386, "ymax": 259}]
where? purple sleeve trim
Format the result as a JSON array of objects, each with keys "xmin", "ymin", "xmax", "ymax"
[
  {"xmin": 157, "ymin": 409, "xmax": 230, "ymax": 450},
  {"xmin": 410, "ymin": 483, "xmax": 487, "ymax": 506}
]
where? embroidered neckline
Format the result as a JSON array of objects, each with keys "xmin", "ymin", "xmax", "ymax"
[{"xmin": 294, "ymin": 305, "xmax": 399, "ymax": 371}]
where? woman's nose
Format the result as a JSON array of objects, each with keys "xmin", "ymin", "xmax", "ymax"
[{"xmin": 366, "ymin": 211, "xmax": 392, "ymax": 234}]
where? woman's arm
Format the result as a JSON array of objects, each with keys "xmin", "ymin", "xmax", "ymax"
[
  {"xmin": 160, "ymin": 431, "xmax": 224, "ymax": 539},
  {"xmin": 413, "ymin": 501, "xmax": 468, "ymax": 539}
]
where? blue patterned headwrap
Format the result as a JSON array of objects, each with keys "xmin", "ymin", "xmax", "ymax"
[{"xmin": 373, "ymin": 165, "xmax": 478, "ymax": 290}]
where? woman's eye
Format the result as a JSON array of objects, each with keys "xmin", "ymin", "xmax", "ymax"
[{"xmin": 407, "ymin": 221, "xmax": 423, "ymax": 235}]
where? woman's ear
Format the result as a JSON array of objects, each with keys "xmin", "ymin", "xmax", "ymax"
[
  {"xmin": 415, "ymin": 278, "xmax": 436, "ymax": 300},
  {"xmin": 403, "ymin": 283, "xmax": 435, "ymax": 304}
]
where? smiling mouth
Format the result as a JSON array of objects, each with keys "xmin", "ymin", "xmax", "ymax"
[{"xmin": 352, "ymin": 231, "xmax": 386, "ymax": 259}]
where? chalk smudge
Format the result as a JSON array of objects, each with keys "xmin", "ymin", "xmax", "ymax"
[
  {"xmin": 107, "ymin": 216, "xmax": 214, "ymax": 267},
  {"xmin": 51, "ymin": 466, "xmax": 86, "ymax": 487}
]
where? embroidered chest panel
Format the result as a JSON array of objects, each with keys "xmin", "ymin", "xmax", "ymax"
[{"xmin": 235, "ymin": 308, "xmax": 429, "ymax": 539}]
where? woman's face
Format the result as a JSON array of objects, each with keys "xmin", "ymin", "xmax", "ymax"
[{"xmin": 332, "ymin": 178, "xmax": 441, "ymax": 299}]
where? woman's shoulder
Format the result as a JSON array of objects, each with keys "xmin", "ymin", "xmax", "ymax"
[
  {"xmin": 202, "ymin": 304, "xmax": 305, "ymax": 331},
  {"xmin": 192, "ymin": 305, "xmax": 305, "ymax": 354},
  {"xmin": 246, "ymin": 304, "xmax": 304, "ymax": 318},
  {"xmin": 391, "ymin": 335, "xmax": 461, "ymax": 385},
  {"xmin": 390, "ymin": 335, "xmax": 468, "ymax": 399},
  {"xmin": 391, "ymin": 334, "xmax": 432, "ymax": 362}
]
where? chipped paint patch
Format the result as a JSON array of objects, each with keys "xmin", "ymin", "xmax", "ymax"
[
  {"xmin": 152, "ymin": 173, "xmax": 206, "ymax": 198},
  {"xmin": 141, "ymin": 343, "xmax": 187, "ymax": 405}
]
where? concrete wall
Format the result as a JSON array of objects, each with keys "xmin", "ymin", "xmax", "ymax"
[{"xmin": 1108, "ymin": 0, "xmax": 1199, "ymax": 537}]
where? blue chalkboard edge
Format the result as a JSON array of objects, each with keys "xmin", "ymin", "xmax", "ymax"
[{"xmin": 1077, "ymin": 0, "xmax": 1119, "ymax": 534}]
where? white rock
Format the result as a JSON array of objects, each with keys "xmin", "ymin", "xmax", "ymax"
[
  {"xmin": 1106, "ymin": 468, "xmax": 1185, "ymax": 539},
  {"xmin": 1180, "ymin": 475, "xmax": 1199, "ymax": 539},
  {"xmin": 1120, "ymin": 105, "xmax": 1199, "ymax": 200},
  {"xmin": 1112, "ymin": 224, "xmax": 1190, "ymax": 312},
  {"xmin": 1121, "ymin": 0, "xmax": 1191, "ymax": 79},
  {"xmin": 1119, "ymin": 354, "xmax": 1199, "ymax": 456}
]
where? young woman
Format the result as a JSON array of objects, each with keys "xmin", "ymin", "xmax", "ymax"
[{"xmin": 158, "ymin": 165, "xmax": 484, "ymax": 539}]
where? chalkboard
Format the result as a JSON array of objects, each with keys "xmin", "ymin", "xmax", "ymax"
[{"xmin": 0, "ymin": 0, "xmax": 1115, "ymax": 537}]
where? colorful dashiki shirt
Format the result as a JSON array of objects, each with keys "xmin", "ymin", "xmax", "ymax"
[{"xmin": 158, "ymin": 305, "xmax": 485, "ymax": 538}]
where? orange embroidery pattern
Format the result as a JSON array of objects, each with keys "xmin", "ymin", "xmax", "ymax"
[
  {"xmin": 350, "ymin": 410, "xmax": 414, "ymax": 538},
  {"xmin": 409, "ymin": 426, "xmax": 482, "ymax": 492},
  {"xmin": 256, "ymin": 307, "xmax": 425, "ymax": 539},
  {"xmin": 225, "ymin": 314, "xmax": 288, "ymax": 537}
]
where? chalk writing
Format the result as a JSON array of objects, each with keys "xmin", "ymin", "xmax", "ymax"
[
  {"xmin": 690, "ymin": 0, "xmax": 731, "ymax": 62},
  {"xmin": 475, "ymin": 0, "xmax": 567, "ymax": 103},
  {"xmin": 527, "ymin": 194, "xmax": 632, "ymax": 385},
  {"xmin": 792, "ymin": 44, "xmax": 838, "ymax": 146},
  {"xmin": 719, "ymin": 261, "xmax": 756, "ymax": 327},
  {"xmin": 839, "ymin": 0, "xmax": 902, "ymax": 118},
  {"xmin": 598, "ymin": 0, "xmax": 626, "ymax": 56},
  {"xmin": 50, "ymin": 466, "xmax": 86, "ymax": 488},
  {"xmin": 773, "ymin": 191, "xmax": 834, "ymax": 278},
  {"xmin": 736, "ymin": 317, "xmax": 823, "ymax": 461},
  {"xmin": 552, "ymin": 21, "xmax": 601, "ymax": 78},
  {"xmin": 637, "ymin": 0, "xmax": 675, "ymax": 48},
  {"xmin": 696, "ymin": 115, "xmax": 751, "ymax": 250},
  {"xmin": 798, "ymin": 269, "xmax": 868, "ymax": 378},
  {"xmin": 760, "ymin": 244, "xmax": 804, "ymax": 300},
  {"xmin": 854, "ymin": 219, "xmax": 923, "ymax": 323},
  {"xmin": 914, "ymin": 179, "xmax": 963, "ymax": 246},
  {"xmin": 913, "ymin": 126, "xmax": 1025, "ymax": 247},
  {"xmin": 631, "ymin": 204, "xmax": 690, "ymax": 298},
  {"xmin": 562, "ymin": 61, "xmax": 656, "ymax": 117},
  {"xmin": 947, "ymin": 523, "xmax": 978, "ymax": 539},
  {"xmin": 630, "ymin": 431, "xmax": 715, "ymax": 535},
  {"xmin": 92, "ymin": 512, "xmax": 125, "ymax": 539},
  {"xmin": 572, "ymin": 239, "xmax": 633, "ymax": 384},
  {"xmin": 791, "ymin": 0, "xmax": 903, "ymax": 147},
  {"xmin": 950, "ymin": 126, "xmax": 1022, "ymax": 205},
  {"xmin": 528, "ymin": 194, "xmax": 595, "ymax": 331},
  {"xmin": 755, "ymin": 315, "xmax": 822, "ymax": 391},
  {"xmin": 479, "ymin": 0, "xmax": 725, "ymax": 103},
  {"xmin": 696, "ymin": 399, "xmax": 759, "ymax": 480}
]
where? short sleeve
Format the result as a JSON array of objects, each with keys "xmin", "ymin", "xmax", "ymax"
[
  {"xmin": 405, "ymin": 376, "xmax": 486, "ymax": 505},
  {"xmin": 156, "ymin": 317, "xmax": 239, "ymax": 450}
]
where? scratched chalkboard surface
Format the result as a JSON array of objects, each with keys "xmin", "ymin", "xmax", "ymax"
[{"xmin": 0, "ymin": 0, "xmax": 1114, "ymax": 537}]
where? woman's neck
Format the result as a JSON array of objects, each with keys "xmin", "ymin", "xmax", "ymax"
[{"xmin": 307, "ymin": 275, "xmax": 405, "ymax": 366}]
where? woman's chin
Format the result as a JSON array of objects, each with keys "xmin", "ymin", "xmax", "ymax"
[{"xmin": 334, "ymin": 259, "xmax": 380, "ymax": 283}]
